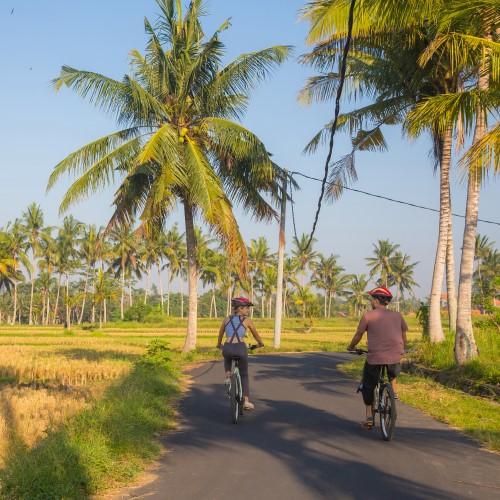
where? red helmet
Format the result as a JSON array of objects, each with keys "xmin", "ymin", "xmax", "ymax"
[
  {"xmin": 231, "ymin": 297, "xmax": 254, "ymax": 307},
  {"xmin": 368, "ymin": 287, "xmax": 393, "ymax": 299}
]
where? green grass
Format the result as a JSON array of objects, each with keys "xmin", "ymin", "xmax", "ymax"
[
  {"xmin": 412, "ymin": 326, "xmax": 500, "ymax": 385},
  {"xmin": 0, "ymin": 342, "xmax": 180, "ymax": 499},
  {"xmin": 339, "ymin": 357, "xmax": 500, "ymax": 452}
]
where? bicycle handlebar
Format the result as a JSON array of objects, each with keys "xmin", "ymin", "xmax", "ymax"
[
  {"xmin": 249, "ymin": 344, "xmax": 263, "ymax": 351},
  {"xmin": 347, "ymin": 348, "xmax": 368, "ymax": 355}
]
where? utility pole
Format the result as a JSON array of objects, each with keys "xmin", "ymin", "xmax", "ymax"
[{"xmin": 274, "ymin": 171, "xmax": 287, "ymax": 348}]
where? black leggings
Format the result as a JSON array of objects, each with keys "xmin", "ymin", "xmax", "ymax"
[
  {"xmin": 361, "ymin": 361, "xmax": 401, "ymax": 406},
  {"xmin": 222, "ymin": 343, "xmax": 249, "ymax": 397}
]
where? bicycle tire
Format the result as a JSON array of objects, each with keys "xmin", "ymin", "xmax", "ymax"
[
  {"xmin": 230, "ymin": 373, "xmax": 239, "ymax": 424},
  {"xmin": 379, "ymin": 383, "xmax": 397, "ymax": 441}
]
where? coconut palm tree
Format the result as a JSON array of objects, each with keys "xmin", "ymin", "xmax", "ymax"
[
  {"xmin": 248, "ymin": 237, "xmax": 275, "ymax": 316},
  {"xmin": 0, "ymin": 231, "xmax": 23, "ymax": 295},
  {"xmin": 109, "ymin": 224, "xmax": 138, "ymax": 320},
  {"xmin": 292, "ymin": 233, "xmax": 318, "ymax": 286},
  {"xmin": 163, "ymin": 224, "xmax": 185, "ymax": 316},
  {"xmin": 348, "ymin": 274, "xmax": 369, "ymax": 317},
  {"xmin": 4, "ymin": 220, "xmax": 29, "ymax": 324},
  {"xmin": 38, "ymin": 230, "xmax": 57, "ymax": 324},
  {"xmin": 49, "ymin": 0, "xmax": 289, "ymax": 350},
  {"xmin": 390, "ymin": 252, "xmax": 419, "ymax": 312},
  {"xmin": 366, "ymin": 239, "xmax": 399, "ymax": 288},
  {"xmin": 301, "ymin": 0, "xmax": 466, "ymax": 342},
  {"xmin": 22, "ymin": 203, "xmax": 44, "ymax": 325}
]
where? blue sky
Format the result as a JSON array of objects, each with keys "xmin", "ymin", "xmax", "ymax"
[{"xmin": 1, "ymin": 0, "xmax": 499, "ymax": 295}]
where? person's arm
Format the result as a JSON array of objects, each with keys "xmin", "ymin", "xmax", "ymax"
[
  {"xmin": 245, "ymin": 319, "xmax": 264, "ymax": 347},
  {"xmin": 217, "ymin": 318, "xmax": 227, "ymax": 349},
  {"xmin": 347, "ymin": 314, "xmax": 368, "ymax": 351},
  {"xmin": 401, "ymin": 315, "xmax": 408, "ymax": 351}
]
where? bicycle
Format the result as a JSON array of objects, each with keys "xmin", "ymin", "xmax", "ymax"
[
  {"xmin": 348, "ymin": 348, "xmax": 397, "ymax": 441},
  {"xmin": 226, "ymin": 344, "xmax": 260, "ymax": 424}
]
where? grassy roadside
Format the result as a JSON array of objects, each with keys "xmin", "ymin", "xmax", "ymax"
[
  {"xmin": 339, "ymin": 357, "xmax": 500, "ymax": 452},
  {"xmin": 0, "ymin": 341, "xmax": 180, "ymax": 499}
]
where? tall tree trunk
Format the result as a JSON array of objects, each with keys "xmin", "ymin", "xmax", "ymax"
[
  {"xmin": 446, "ymin": 221, "xmax": 458, "ymax": 332},
  {"xmin": 12, "ymin": 282, "xmax": 18, "ymax": 325},
  {"xmin": 455, "ymin": 35, "xmax": 492, "ymax": 363},
  {"xmin": 99, "ymin": 303, "xmax": 103, "ymax": 329},
  {"xmin": 158, "ymin": 261, "xmax": 164, "ymax": 313},
  {"xmin": 120, "ymin": 263, "xmax": 125, "ymax": 320},
  {"xmin": 213, "ymin": 286, "xmax": 218, "ymax": 318},
  {"xmin": 45, "ymin": 290, "xmax": 50, "ymax": 325},
  {"xmin": 328, "ymin": 291, "xmax": 333, "ymax": 318},
  {"xmin": 65, "ymin": 276, "xmax": 71, "ymax": 329},
  {"xmin": 128, "ymin": 281, "xmax": 133, "ymax": 307},
  {"xmin": 166, "ymin": 268, "xmax": 170, "ymax": 316},
  {"xmin": 182, "ymin": 200, "xmax": 198, "ymax": 352},
  {"xmin": 429, "ymin": 127, "xmax": 453, "ymax": 342},
  {"xmin": 180, "ymin": 278, "xmax": 184, "ymax": 318},
  {"xmin": 29, "ymin": 263, "xmax": 35, "ymax": 325},
  {"xmin": 324, "ymin": 292, "xmax": 327, "ymax": 318},
  {"xmin": 144, "ymin": 267, "xmax": 151, "ymax": 305},
  {"xmin": 104, "ymin": 298, "xmax": 107, "ymax": 324},
  {"xmin": 53, "ymin": 275, "xmax": 62, "ymax": 324},
  {"xmin": 261, "ymin": 294, "xmax": 265, "ymax": 318},
  {"xmin": 78, "ymin": 269, "xmax": 89, "ymax": 324}
]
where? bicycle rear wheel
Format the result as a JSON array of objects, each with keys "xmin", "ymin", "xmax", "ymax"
[
  {"xmin": 230, "ymin": 373, "xmax": 240, "ymax": 424},
  {"xmin": 379, "ymin": 383, "xmax": 397, "ymax": 441}
]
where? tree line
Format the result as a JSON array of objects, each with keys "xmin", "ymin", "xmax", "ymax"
[{"xmin": 0, "ymin": 204, "xmax": 426, "ymax": 325}]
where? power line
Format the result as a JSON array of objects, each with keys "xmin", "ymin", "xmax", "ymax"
[
  {"xmin": 303, "ymin": 0, "xmax": 357, "ymax": 251},
  {"xmin": 289, "ymin": 170, "xmax": 500, "ymax": 227}
]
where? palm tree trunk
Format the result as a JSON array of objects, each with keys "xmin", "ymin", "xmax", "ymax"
[
  {"xmin": 65, "ymin": 276, "xmax": 71, "ymax": 329},
  {"xmin": 158, "ymin": 261, "xmax": 164, "ymax": 312},
  {"xmin": 45, "ymin": 290, "xmax": 50, "ymax": 325},
  {"xmin": 128, "ymin": 281, "xmax": 133, "ymax": 307},
  {"xmin": 144, "ymin": 267, "xmax": 151, "ymax": 305},
  {"xmin": 166, "ymin": 268, "xmax": 170, "ymax": 316},
  {"xmin": 29, "ymin": 265, "xmax": 35, "ymax": 325},
  {"xmin": 104, "ymin": 298, "xmax": 107, "ymax": 324},
  {"xmin": 213, "ymin": 286, "xmax": 218, "ymax": 318},
  {"xmin": 53, "ymin": 274, "xmax": 62, "ymax": 324},
  {"xmin": 455, "ymin": 24, "xmax": 492, "ymax": 364},
  {"xmin": 180, "ymin": 278, "xmax": 184, "ymax": 318},
  {"xmin": 429, "ymin": 127, "xmax": 453, "ymax": 343},
  {"xmin": 78, "ymin": 269, "xmax": 89, "ymax": 324},
  {"xmin": 328, "ymin": 291, "xmax": 333, "ymax": 318},
  {"xmin": 446, "ymin": 221, "xmax": 457, "ymax": 331},
  {"xmin": 12, "ymin": 282, "xmax": 18, "ymax": 325},
  {"xmin": 261, "ymin": 294, "xmax": 265, "ymax": 318},
  {"xmin": 324, "ymin": 292, "xmax": 327, "ymax": 318},
  {"xmin": 182, "ymin": 200, "xmax": 198, "ymax": 352},
  {"xmin": 120, "ymin": 264, "xmax": 125, "ymax": 320}
]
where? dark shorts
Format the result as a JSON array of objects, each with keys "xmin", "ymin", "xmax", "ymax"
[{"xmin": 361, "ymin": 361, "xmax": 401, "ymax": 406}]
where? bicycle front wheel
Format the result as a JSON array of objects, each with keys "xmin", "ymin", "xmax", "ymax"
[
  {"xmin": 230, "ymin": 373, "xmax": 240, "ymax": 424},
  {"xmin": 379, "ymin": 383, "xmax": 397, "ymax": 441}
]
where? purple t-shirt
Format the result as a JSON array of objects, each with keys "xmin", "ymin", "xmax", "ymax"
[{"xmin": 355, "ymin": 308, "xmax": 408, "ymax": 365}]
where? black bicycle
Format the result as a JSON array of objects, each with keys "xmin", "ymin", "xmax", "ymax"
[
  {"xmin": 349, "ymin": 348, "xmax": 397, "ymax": 441},
  {"xmin": 227, "ymin": 344, "xmax": 259, "ymax": 424}
]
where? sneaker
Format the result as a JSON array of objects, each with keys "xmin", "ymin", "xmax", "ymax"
[{"xmin": 243, "ymin": 400, "xmax": 255, "ymax": 411}]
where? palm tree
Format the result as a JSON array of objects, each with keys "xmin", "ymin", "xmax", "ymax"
[
  {"xmin": 0, "ymin": 231, "xmax": 22, "ymax": 295},
  {"xmin": 39, "ymin": 230, "xmax": 57, "ymax": 324},
  {"xmin": 366, "ymin": 239, "xmax": 399, "ymax": 288},
  {"xmin": 283, "ymin": 257, "xmax": 299, "ymax": 318},
  {"xmin": 473, "ymin": 234, "xmax": 494, "ymax": 310},
  {"xmin": 301, "ymin": 0, "xmax": 464, "ymax": 341},
  {"xmin": 22, "ymin": 203, "xmax": 44, "ymax": 325},
  {"xmin": 109, "ymin": 224, "xmax": 138, "ymax": 320},
  {"xmin": 49, "ymin": 0, "xmax": 289, "ymax": 350},
  {"xmin": 348, "ymin": 274, "xmax": 369, "ymax": 317},
  {"xmin": 163, "ymin": 224, "xmax": 185, "ymax": 316},
  {"xmin": 248, "ymin": 237, "xmax": 275, "ymax": 316},
  {"xmin": 78, "ymin": 225, "xmax": 101, "ymax": 322},
  {"xmin": 93, "ymin": 269, "xmax": 119, "ymax": 328},
  {"xmin": 390, "ymin": 252, "xmax": 419, "ymax": 311},
  {"xmin": 4, "ymin": 220, "xmax": 28, "ymax": 324},
  {"xmin": 292, "ymin": 233, "xmax": 318, "ymax": 286}
]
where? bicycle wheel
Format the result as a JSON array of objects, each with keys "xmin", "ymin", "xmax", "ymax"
[
  {"xmin": 230, "ymin": 373, "xmax": 239, "ymax": 424},
  {"xmin": 379, "ymin": 383, "xmax": 397, "ymax": 441}
]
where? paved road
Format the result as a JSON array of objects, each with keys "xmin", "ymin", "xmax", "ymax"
[{"xmin": 118, "ymin": 353, "xmax": 500, "ymax": 500}]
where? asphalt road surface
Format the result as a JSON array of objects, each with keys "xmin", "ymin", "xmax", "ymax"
[{"xmin": 117, "ymin": 353, "xmax": 500, "ymax": 500}]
